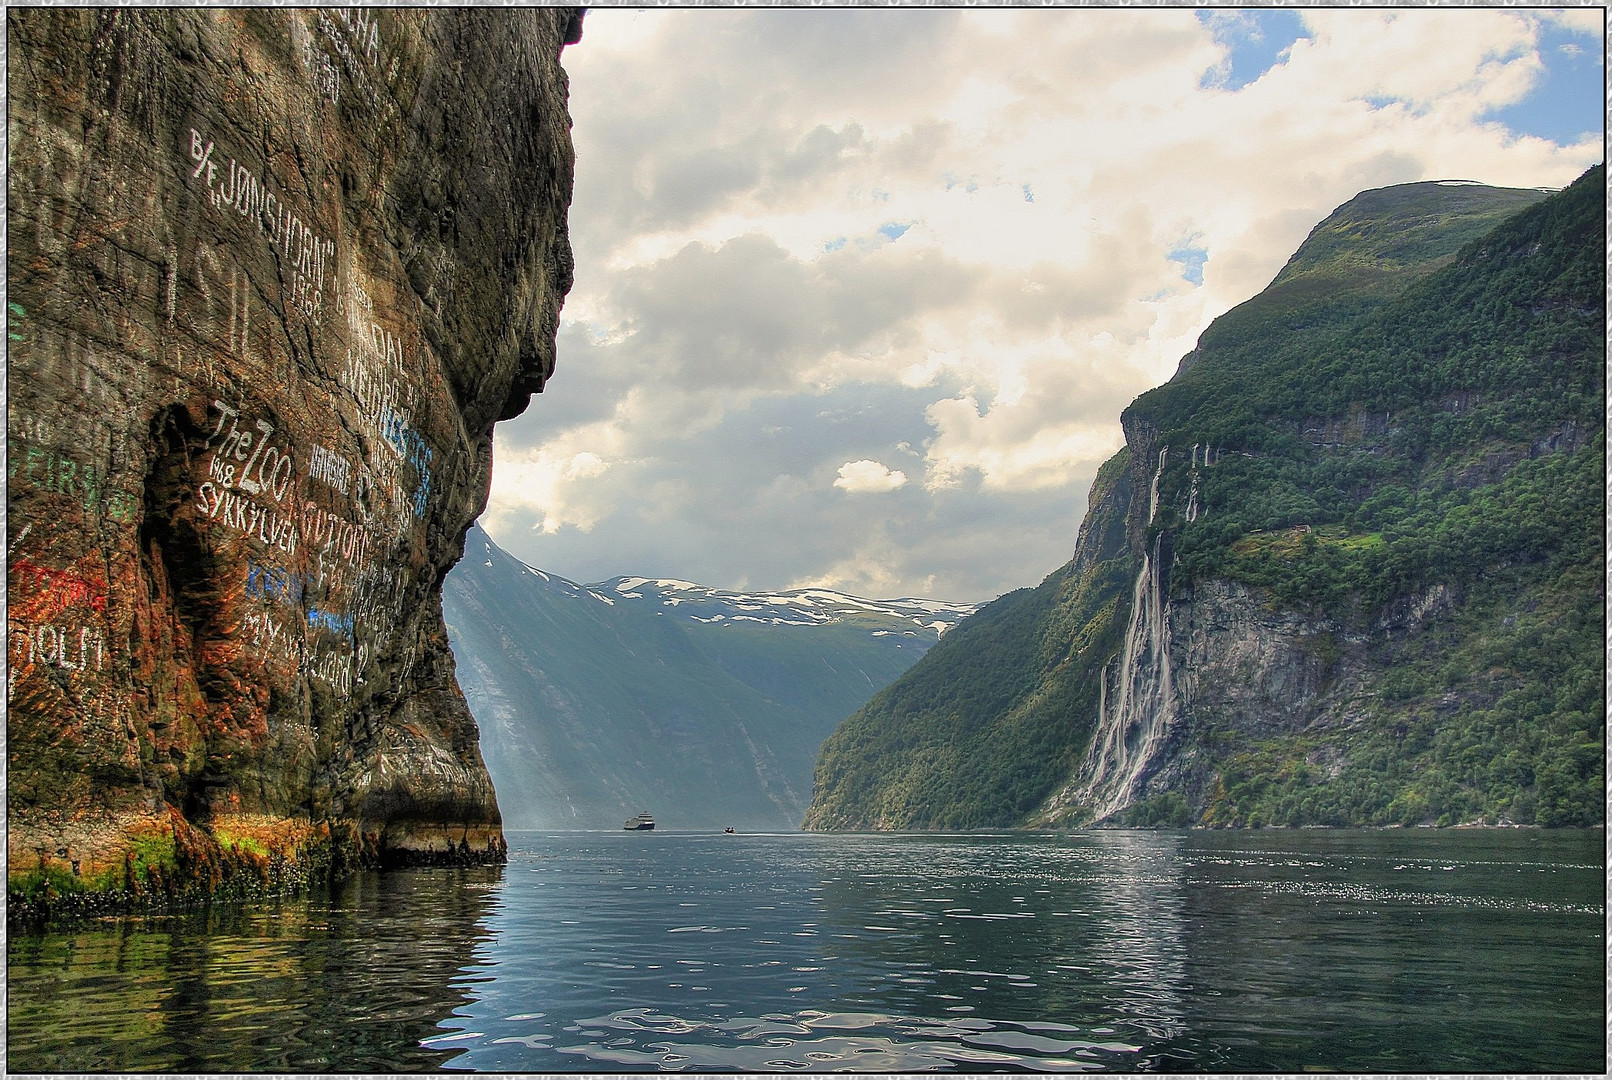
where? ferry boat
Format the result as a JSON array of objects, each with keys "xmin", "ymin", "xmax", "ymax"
[{"xmin": 623, "ymin": 811, "xmax": 655, "ymax": 831}]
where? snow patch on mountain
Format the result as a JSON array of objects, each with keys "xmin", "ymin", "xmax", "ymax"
[{"xmin": 470, "ymin": 529, "xmax": 976, "ymax": 635}]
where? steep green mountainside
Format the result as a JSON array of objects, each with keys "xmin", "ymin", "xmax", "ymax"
[
  {"xmin": 443, "ymin": 526, "xmax": 973, "ymax": 829},
  {"xmin": 804, "ymin": 169, "xmax": 1604, "ymax": 831}
]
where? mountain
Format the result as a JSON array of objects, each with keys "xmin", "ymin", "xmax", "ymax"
[
  {"xmin": 443, "ymin": 526, "xmax": 974, "ymax": 830},
  {"xmin": 804, "ymin": 169, "xmax": 1604, "ymax": 831}
]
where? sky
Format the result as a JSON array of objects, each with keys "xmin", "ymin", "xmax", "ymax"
[{"xmin": 479, "ymin": 7, "xmax": 1605, "ymax": 605}]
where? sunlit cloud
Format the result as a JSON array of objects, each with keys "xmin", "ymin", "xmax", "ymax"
[
  {"xmin": 483, "ymin": 8, "xmax": 1602, "ymax": 603},
  {"xmin": 834, "ymin": 460, "xmax": 909, "ymax": 495},
  {"xmin": 487, "ymin": 444, "xmax": 613, "ymax": 536}
]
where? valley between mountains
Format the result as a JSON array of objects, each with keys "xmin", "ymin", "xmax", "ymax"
[
  {"xmin": 443, "ymin": 525, "xmax": 974, "ymax": 829},
  {"xmin": 454, "ymin": 168, "xmax": 1604, "ymax": 835}
]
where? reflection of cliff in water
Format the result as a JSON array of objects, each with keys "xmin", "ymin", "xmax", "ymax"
[
  {"xmin": 797, "ymin": 833, "xmax": 1207, "ymax": 1069},
  {"xmin": 1169, "ymin": 828, "xmax": 1608, "ymax": 1074},
  {"xmin": 1077, "ymin": 831, "xmax": 1190, "ymax": 1045},
  {"xmin": 7, "ymin": 866, "xmax": 504, "ymax": 1072}
]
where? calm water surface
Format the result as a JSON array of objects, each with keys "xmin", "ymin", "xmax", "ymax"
[{"xmin": 8, "ymin": 829, "xmax": 1604, "ymax": 1072}]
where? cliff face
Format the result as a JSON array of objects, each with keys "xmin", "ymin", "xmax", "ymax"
[
  {"xmin": 806, "ymin": 170, "xmax": 1604, "ymax": 832},
  {"xmin": 7, "ymin": 7, "xmax": 578, "ymax": 912}
]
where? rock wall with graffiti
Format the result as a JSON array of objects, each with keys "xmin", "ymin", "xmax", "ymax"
[{"xmin": 7, "ymin": 7, "xmax": 579, "ymax": 903}]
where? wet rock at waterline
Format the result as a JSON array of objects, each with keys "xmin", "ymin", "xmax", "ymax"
[{"xmin": 7, "ymin": 6, "xmax": 579, "ymax": 918}]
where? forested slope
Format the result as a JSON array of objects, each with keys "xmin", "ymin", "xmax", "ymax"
[{"xmin": 804, "ymin": 169, "xmax": 1603, "ymax": 831}]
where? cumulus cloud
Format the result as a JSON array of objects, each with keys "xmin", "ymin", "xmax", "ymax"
[
  {"xmin": 489, "ymin": 446, "xmax": 612, "ymax": 536},
  {"xmin": 482, "ymin": 8, "xmax": 1603, "ymax": 603},
  {"xmin": 834, "ymin": 460, "xmax": 909, "ymax": 494}
]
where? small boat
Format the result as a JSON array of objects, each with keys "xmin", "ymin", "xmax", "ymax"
[
  {"xmin": 623, "ymin": 811, "xmax": 655, "ymax": 831},
  {"xmin": 723, "ymin": 827, "xmax": 735, "ymax": 834}
]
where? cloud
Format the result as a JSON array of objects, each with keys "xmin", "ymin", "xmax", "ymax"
[
  {"xmin": 480, "ymin": 8, "xmax": 1603, "ymax": 604},
  {"xmin": 491, "ymin": 445, "xmax": 613, "ymax": 535},
  {"xmin": 834, "ymin": 460, "xmax": 909, "ymax": 494},
  {"xmin": 1541, "ymin": 9, "xmax": 1602, "ymax": 37}
]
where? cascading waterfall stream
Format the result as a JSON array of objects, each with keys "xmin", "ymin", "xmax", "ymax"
[
  {"xmin": 1076, "ymin": 447, "xmax": 1178, "ymax": 821},
  {"xmin": 1185, "ymin": 443, "xmax": 1202, "ymax": 523}
]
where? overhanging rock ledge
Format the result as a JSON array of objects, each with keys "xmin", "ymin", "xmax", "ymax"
[{"xmin": 7, "ymin": 6, "xmax": 580, "ymax": 919}]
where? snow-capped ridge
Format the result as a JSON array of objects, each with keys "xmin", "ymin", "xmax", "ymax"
[
  {"xmin": 464, "ymin": 528, "xmax": 977, "ymax": 635},
  {"xmin": 588, "ymin": 576, "xmax": 976, "ymax": 632}
]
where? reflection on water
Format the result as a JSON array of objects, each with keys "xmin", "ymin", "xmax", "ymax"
[
  {"xmin": 7, "ymin": 829, "xmax": 1604, "ymax": 1073},
  {"xmin": 7, "ymin": 867, "xmax": 502, "ymax": 1072},
  {"xmin": 1173, "ymin": 829, "xmax": 1607, "ymax": 1073},
  {"xmin": 541, "ymin": 1008, "xmax": 1146, "ymax": 1072},
  {"xmin": 1080, "ymin": 832, "xmax": 1190, "ymax": 1048}
]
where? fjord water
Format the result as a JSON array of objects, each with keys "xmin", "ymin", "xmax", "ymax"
[{"xmin": 8, "ymin": 830, "xmax": 1603, "ymax": 1073}]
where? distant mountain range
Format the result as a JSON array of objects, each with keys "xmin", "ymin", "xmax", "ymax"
[{"xmin": 442, "ymin": 525, "xmax": 974, "ymax": 830}]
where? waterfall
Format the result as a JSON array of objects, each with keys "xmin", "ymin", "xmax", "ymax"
[
  {"xmin": 1146, "ymin": 447, "xmax": 1165, "ymax": 522},
  {"xmin": 1075, "ymin": 447, "xmax": 1178, "ymax": 822},
  {"xmin": 1096, "ymin": 659, "xmax": 1108, "ymax": 732},
  {"xmin": 1185, "ymin": 442, "xmax": 1204, "ymax": 522}
]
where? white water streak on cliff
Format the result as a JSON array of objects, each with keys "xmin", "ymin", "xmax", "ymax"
[
  {"xmin": 1147, "ymin": 447, "xmax": 1164, "ymax": 523},
  {"xmin": 1078, "ymin": 447, "xmax": 1178, "ymax": 821},
  {"xmin": 1185, "ymin": 443, "xmax": 1205, "ymax": 523}
]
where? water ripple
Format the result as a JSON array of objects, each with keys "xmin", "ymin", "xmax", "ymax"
[
  {"xmin": 1232, "ymin": 878, "xmax": 1603, "ymax": 914},
  {"xmin": 550, "ymin": 1007, "xmax": 1140, "ymax": 1072},
  {"xmin": 10, "ymin": 830, "xmax": 1603, "ymax": 1073}
]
